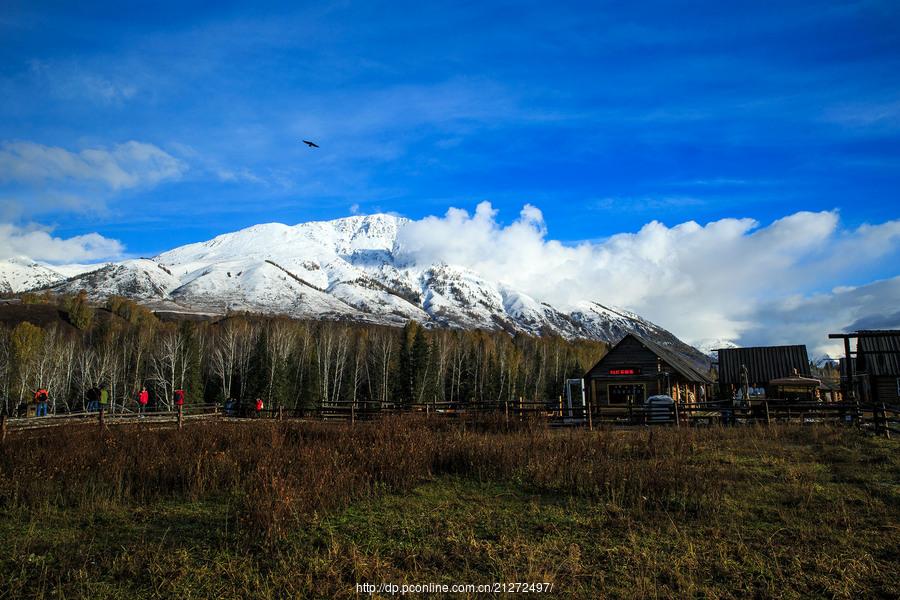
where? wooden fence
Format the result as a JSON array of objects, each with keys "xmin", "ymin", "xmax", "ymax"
[{"xmin": 2, "ymin": 398, "xmax": 897, "ymax": 439}]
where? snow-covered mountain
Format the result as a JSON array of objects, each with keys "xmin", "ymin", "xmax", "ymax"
[
  {"xmin": 696, "ymin": 338, "xmax": 740, "ymax": 358},
  {"xmin": 1, "ymin": 214, "xmax": 710, "ymax": 368},
  {"xmin": 0, "ymin": 257, "xmax": 101, "ymax": 294}
]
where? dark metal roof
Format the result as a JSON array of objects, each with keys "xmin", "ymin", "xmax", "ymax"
[
  {"xmin": 716, "ymin": 345, "xmax": 810, "ymax": 385},
  {"xmin": 636, "ymin": 335, "xmax": 713, "ymax": 384},
  {"xmin": 857, "ymin": 330, "xmax": 900, "ymax": 376},
  {"xmin": 584, "ymin": 333, "xmax": 713, "ymax": 383}
]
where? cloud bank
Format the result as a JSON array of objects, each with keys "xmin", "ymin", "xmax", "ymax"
[
  {"xmin": 0, "ymin": 223, "xmax": 124, "ymax": 263},
  {"xmin": 0, "ymin": 140, "xmax": 186, "ymax": 190},
  {"xmin": 397, "ymin": 203, "xmax": 900, "ymax": 355}
]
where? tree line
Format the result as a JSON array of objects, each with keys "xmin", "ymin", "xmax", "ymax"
[{"xmin": 0, "ymin": 293, "xmax": 608, "ymax": 415}]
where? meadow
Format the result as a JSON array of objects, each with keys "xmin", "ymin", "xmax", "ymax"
[{"xmin": 0, "ymin": 418, "xmax": 897, "ymax": 598}]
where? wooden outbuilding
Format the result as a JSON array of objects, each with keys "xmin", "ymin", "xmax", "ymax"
[
  {"xmin": 716, "ymin": 345, "xmax": 817, "ymax": 400},
  {"xmin": 831, "ymin": 330, "xmax": 900, "ymax": 404},
  {"xmin": 583, "ymin": 334, "xmax": 713, "ymax": 406}
]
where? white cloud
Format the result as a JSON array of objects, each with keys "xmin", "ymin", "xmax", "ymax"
[
  {"xmin": 0, "ymin": 223, "xmax": 124, "ymax": 263},
  {"xmin": 742, "ymin": 277, "xmax": 900, "ymax": 357},
  {"xmin": 0, "ymin": 140, "xmax": 187, "ymax": 190},
  {"xmin": 396, "ymin": 202, "xmax": 900, "ymax": 351}
]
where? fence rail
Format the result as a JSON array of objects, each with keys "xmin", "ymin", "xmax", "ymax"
[{"xmin": 1, "ymin": 398, "xmax": 897, "ymax": 439}]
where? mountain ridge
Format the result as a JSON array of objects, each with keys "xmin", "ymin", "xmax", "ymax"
[{"xmin": 0, "ymin": 213, "xmax": 711, "ymax": 370}]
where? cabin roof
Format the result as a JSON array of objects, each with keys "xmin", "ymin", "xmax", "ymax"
[
  {"xmin": 585, "ymin": 333, "xmax": 713, "ymax": 384},
  {"xmin": 716, "ymin": 345, "xmax": 810, "ymax": 385},
  {"xmin": 768, "ymin": 375, "xmax": 821, "ymax": 387}
]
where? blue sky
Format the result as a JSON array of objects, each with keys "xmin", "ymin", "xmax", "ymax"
[{"xmin": 1, "ymin": 1, "xmax": 899, "ymax": 350}]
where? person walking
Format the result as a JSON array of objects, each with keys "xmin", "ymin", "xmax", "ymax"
[
  {"xmin": 255, "ymin": 397, "xmax": 264, "ymax": 418},
  {"xmin": 138, "ymin": 386, "xmax": 149, "ymax": 416},
  {"xmin": 86, "ymin": 387, "xmax": 99, "ymax": 412},
  {"xmin": 173, "ymin": 388, "xmax": 185, "ymax": 408},
  {"xmin": 33, "ymin": 388, "xmax": 49, "ymax": 417},
  {"xmin": 99, "ymin": 385, "xmax": 109, "ymax": 412}
]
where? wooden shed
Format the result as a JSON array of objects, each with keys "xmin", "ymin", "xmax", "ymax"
[
  {"xmin": 583, "ymin": 334, "xmax": 713, "ymax": 406},
  {"xmin": 716, "ymin": 345, "xmax": 816, "ymax": 400},
  {"xmin": 834, "ymin": 330, "xmax": 900, "ymax": 404}
]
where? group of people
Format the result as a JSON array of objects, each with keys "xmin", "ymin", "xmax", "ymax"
[{"xmin": 28, "ymin": 385, "xmax": 187, "ymax": 417}]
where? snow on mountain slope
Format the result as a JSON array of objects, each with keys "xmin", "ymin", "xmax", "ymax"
[
  {"xmin": 0, "ymin": 258, "xmax": 102, "ymax": 294},
  {"xmin": 0, "ymin": 258, "xmax": 65, "ymax": 294},
  {"xmin": 3, "ymin": 213, "xmax": 710, "ymax": 368},
  {"xmin": 696, "ymin": 338, "xmax": 740, "ymax": 358},
  {"xmin": 50, "ymin": 259, "xmax": 180, "ymax": 299}
]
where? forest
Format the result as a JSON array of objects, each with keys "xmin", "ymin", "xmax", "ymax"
[{"xmin": 0, "ymin": 292, "xmax": 608, "ymax": 415}]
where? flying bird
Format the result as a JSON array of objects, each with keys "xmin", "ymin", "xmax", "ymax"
[{"xmin": 302, "ymin": 140, "xmax": 320, "ymax": 148}]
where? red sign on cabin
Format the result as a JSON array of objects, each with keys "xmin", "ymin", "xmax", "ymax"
[{"xmin": 608, "ymin": 368, "xmax": 641, "ymax": 375}]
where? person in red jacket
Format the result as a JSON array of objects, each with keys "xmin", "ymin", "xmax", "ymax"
[
  {"xmin": 138, "ymin": 386, "xmax": 149, "ymax": 416},
  {"xmin": 34, "ymin": 388, "xmax": 49, "ymax": 417},
  {"xmin": 255, "ymin": 397, "xmax": 264, "ymax": 417},
  {"xmin": 173, "ymin": 389, "xmax": 185, "ymax": 407}
]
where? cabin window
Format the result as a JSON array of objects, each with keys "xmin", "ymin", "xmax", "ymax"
[{"xmin": 607, "ymin": 383, "xmax": 646, "ymax": 405}]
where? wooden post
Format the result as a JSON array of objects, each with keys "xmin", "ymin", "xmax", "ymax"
[
  {"xmin": 504, "ymin": 400, "xmax": 509, "ymax": 424},
  {"xmin": 674, "ymin": 402, "xmax": 680, "ymax": 428},
  {"xmin": 99, "ymin": 406, "xmax": 105, "ymax": 428},
  {"xmin": 1, "ymin": 414, "xmax": 6, "ymax": 444},
  {"xmin": 178, "ymin": 404, "xmax": 183, "ymax": 430},
  {"xmin": 764, "ymin": 401, "xmax": 771, "ymax": 425},
  {"xmin": 558, "ymin": 395, "xmax": 563, "ymax": 419},
  {"xmin": 350, "ymin": 400, "xmax": 355, "ymax": 425},
  {"xmin": 279, "ymin": 405, "xmax": 284, "ymax": 421},
  {"xmin": 881, "ymin": 404, "xmax": 891, "ymax": 439},
  {"xmin": 587, "ymin": 398, "xmax": 593, "ymax": 431}
]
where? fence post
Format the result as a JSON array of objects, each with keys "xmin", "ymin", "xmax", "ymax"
[
  {"xmin": 1, "ymin": 413, "xmax": 6, "ymax": 444},
  {"xmin": 764, "ymin": 401, "xmax": 771, "ymax": 425},
  {"xmin": 178, "ymin": 404, "xmax": 183, "ymax": 430},
  {"xmin": 558, "ymin": 395, "xmax": 563, "ymax": 419},
  {"xmin": 504, "ymin": 400, "xmax": 509, "ymax": 424},
  {"xmin": 854, "ymin": 400, "xmax": 861, "ymax": 429},
  {"xmin": 587, "ymin": 398, "xmax": 593, "ymax": 431},
  {"xmin": 881, "ymin": 404, "xmax": 891, "ymax": 439},
  {"xmin": 99, "ymin": 406, "xmax": 105, "ymax": 428},
  {"xmin": 350, "ymin": 400, "xmax": 355, "ymax": 425},
  {"xmin": 674, "ymin": 402, "xmax": 680, "ymax": 428},
  {"xmin": 279, "ymin": 405, "xmax": 284, "ymax": 422}
]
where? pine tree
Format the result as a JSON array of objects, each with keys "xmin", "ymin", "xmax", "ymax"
[{"xmin": 395, "ymin": 322, "xmax": 414, "ymax": 406}]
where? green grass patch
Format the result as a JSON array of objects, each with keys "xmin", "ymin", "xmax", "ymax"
[{"xmin": 0, "ymin": 423, "xmax": 897, "ymax": 598}]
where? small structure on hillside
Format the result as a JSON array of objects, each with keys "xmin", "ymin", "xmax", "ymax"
[
  {"xmin": 583, "ymin": 334, "xmax": 713, "ymax": 406},
  {"xmin": 830, "ymin": 330, "xmax": 900, "ymax": 404},
  {"xmin": 716, "ymin": 345, "xmax": 818, "ymax": 400}
]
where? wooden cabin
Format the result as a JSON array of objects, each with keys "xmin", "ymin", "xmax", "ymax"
[
  {"xmin": 716, "ymin": 345, "xmax": 818, "ymax": 400},
  {"xmin": 583, "ymin": 334, "xmax": 713, "ymax": 406}
]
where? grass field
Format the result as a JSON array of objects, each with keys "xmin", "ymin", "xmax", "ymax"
[{"xmin": 0, "ymin": 419, "xmax": 897, "ymax": 599}]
